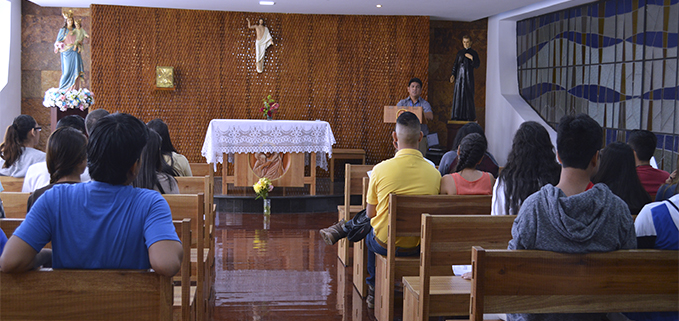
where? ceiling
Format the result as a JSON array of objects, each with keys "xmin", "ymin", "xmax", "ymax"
[{"xmin": 29, "ymin": 0, "xmax": 550, "ymax": 21}]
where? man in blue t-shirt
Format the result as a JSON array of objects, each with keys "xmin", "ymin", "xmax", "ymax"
[{"xmin": 0, "ymin": 113, "xmax": 182, "ymax": 276}]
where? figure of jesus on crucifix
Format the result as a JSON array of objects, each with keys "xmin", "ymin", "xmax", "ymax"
[{"xmin": 247, "ymin": 18, "xmax": 274, "ymax": 73}]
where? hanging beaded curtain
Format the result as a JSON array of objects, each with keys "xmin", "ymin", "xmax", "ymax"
[{"xmin": 90, "ymin": 5, "xmax": 429, "ymax": 166}]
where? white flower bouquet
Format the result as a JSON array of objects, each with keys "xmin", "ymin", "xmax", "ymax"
[{"xmin": 43, "ymin": 88, "xmax": 95, "ymax": 112}]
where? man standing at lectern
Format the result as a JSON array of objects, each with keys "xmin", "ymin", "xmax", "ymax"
[
  {"xmin": 450, "ymin": 35, "xmax": 480, "ymax": 121},
  {"xmin": 396, "ymin": 77, "xmax": 433, "ymax": 156}
]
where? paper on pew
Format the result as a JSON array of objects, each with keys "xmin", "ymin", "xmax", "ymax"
[{"xmin": 452, "ymin": 264, "xmax": 471, "ymax": 276}]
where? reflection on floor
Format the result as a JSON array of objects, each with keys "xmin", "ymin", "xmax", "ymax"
[{"xmin": 213, "ymin": 212, "xmax": 375, "ymax": 321}]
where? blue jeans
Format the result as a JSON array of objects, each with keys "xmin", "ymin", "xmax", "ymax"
[{"xmin": 365, "ymin": 228, "xmax": 419, "ymax": 287}]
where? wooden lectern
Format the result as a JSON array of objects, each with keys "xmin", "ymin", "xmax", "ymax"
[{"xmin": 383, "ymin": 106, "xmax": 422, "ymax": 123}]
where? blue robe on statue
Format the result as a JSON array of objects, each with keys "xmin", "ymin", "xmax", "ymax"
[{"xmin": 55, "ymin": 28, "xmax": 84, "ymax": 91}]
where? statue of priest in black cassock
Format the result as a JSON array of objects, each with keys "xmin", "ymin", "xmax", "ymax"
[{"xmin": 449, "ymin": 35, "xmax": 480, "ymax": 121}]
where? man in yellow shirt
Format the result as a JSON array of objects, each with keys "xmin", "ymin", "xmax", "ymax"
[{"xmin": 319, "ymin": 111, "xmax": 440, "ymax": 308}]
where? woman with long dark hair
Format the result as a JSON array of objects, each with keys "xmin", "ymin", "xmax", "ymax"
[
  {"xmin": 26, "ymin": 127, "xmax": 88, "ymax": 211},
  {"xmin": 440, "ymin": 133, "xmax": 495, "ymax": 195},
  {"xmin": 0, "ymin": 115, "xmax": 45, "ymax": 177},
  {"xmin": 492, "ymin": 121, "xmax": 561, "ymax": 216},
  {"xmin": 592, "ymin": 142, "xmax": 652, "ymax": 215},
  {"xmin": 133, "ymin": 129, "xmax": 179, "ymax": 194},
  {"xmin": 147, "ymin": 119, "xmax": 191, "ymax": 176}
]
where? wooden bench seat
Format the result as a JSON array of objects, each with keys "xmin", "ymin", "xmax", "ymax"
[
  {"xmin": 0, "ymin": 192, "xmax": 30, "ymax": 218},
  {"xmin": 330, "ymin": 148, "xmax": 366, "ymax": 182},
  {"xmin": 374, "ymin": 194, "xmax": 492, "ymax": 321},
  {"xmin": 401, "ymin": 214, "xmax": 515, "ymax": 321},
  {"xmin": 337, "ymin": 164, "xmax": 372, "ymax": 267},
  {"xmin": 0, "ymin": 269, "xmax": 173, "ymax": 320},
  {"xmin": 164, "ymin": 193, "xmax": 206, "ymax": 321},
  {"xmin": 403, "ymin": 276, "xmax": 471, "ymax": 319},
  {"xmin": 470, "ymin": 247, "xmax": 679, "ymax": 319},
  {"xmin": 0, "ymin": 176, "xmax": 24, "ymax": 192}
]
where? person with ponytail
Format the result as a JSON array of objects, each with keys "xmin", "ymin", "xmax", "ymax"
[
  {"xmin": 0, "ymin": 115, "xmax": 45, "ymax": 177},
  {"xmin": 26, "ymin": 127, "xmax": 87, "ymax": 212},
  {"xmin": 492, "ymin": 121, "xmax": 561, "ymax": 216},
  {"xmin": 440, "ymin": 133, "xmax": 495, "ymax": 195},
  {"xmin": 133, "ymin": 129, "xmax": 179, "ymax": 194}
]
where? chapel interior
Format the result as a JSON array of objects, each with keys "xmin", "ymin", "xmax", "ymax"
[{"xmin": 1, "ymin": 0, "xmax": 678, "ymax": 320}]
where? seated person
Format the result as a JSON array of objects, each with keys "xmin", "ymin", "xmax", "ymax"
[
  {"xmin": 26, "ymin": 127, "xmax": 88, "ymax": 212},
  {"xmin": 319, "ymin": 111, "xmax": 440, "ymax": 308},
  {"xmin": 655, "ymin": 164, "xmax": 679, "ymax": 201},
  {"xmin": 592, "ymin": 142, "xmax": 652, "ymax": 215},
  {"xmin": 0, "ymin": 115, "xmax": 45, "ymax": 178},
  {"xmin": 628, "ymin": 129, "xmax": 670, "ymax": 199},
  {"xmin": 492, "ymin": 121, "xmax": 561, "ymax": 216},
  {"xmin": 147, "ymin": 119, "xmax": 191, "ymax": 176},
  {"xmin": 507, "ymin": 114, "xmax": 636, "ymax": 321},
  {"xmin": 85, "ymin": 109, "xmax": 110, "ymax": 136},
  {"xmin": 440, "ymin": 133, "xmax": 495, "ymax": 195},
  {"xmin": 133, "ymin": 129, "xmax": 180, "ymax": 194},
  {"xmin": 0, "ymin": 113, "xmax": 182, "ymax": 276},
  {"xmin": 22, "ymin": 115, "xmax": 91, "ymax": 193},
  {"xmin": 628, "ymin": 196, "xmax": 679, "ymax": 321},
  {"xmin": 438, "ymin": 122, "xmax": 498, "ymax": 177}
]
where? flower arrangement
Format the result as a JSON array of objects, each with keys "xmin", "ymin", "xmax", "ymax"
[
  {"xmin": 43, "ymin": 88, "xmax": 95, "ymax": 112},
  {"xmin": 261, "ymin": 95, "xmax": 279, "ymax": 119},
  {"xmin": 253, "ymin": 177, "xmax": 274, "ymax": 200}
]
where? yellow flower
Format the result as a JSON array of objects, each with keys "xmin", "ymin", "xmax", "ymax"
[{"xmin": 253, "ymin": 183, "xmax": 263, "ymax": 193}]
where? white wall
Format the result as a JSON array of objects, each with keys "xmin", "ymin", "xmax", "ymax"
[
  {"xmin": 0, "ymin": 0, "xmax": 22, "ymax": 143},
  {"xmin": 485, "ymin": 0, "xmax": 596, "ymax": 166}
]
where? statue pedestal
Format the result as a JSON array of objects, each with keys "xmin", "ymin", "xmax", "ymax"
[
  {"xmin": 50, "ymin": 107, "xmax": 88, "ymax": 132},
  {"xmin": 446, "ymin": 120, "xmax": 476, "ymax": 151}
]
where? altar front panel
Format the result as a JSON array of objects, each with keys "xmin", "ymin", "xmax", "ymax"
[{"xmin": 234, "ymin": 153, "xmax": 305, "ymax": 187}]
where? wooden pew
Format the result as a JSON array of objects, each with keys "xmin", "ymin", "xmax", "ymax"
[
  {"xmin": 374, "ymin": 194, "xmax": 492, "ymax": 321},
  {"xmin": 173, "ymin": 218, "xmax": 192, "ymax": 321},
  {"xmin": 337, "ymin": 164, "xmax": 372, "ymax": 267},
  {"xmin": 0, "ymin": 192, "xmax": 30, "ymax": 218},
  {"xmin": 164, "ymin": 193, "xmax": 206, "ymax": 321},
  {"xmin": 351, "ymin": 176, "xmax": 371, "ymax": 298},
  {"xmin": 402, "ymin": 214, "xmax": 515, "ymax": 321},
  {"xmin": 470, "ymin": 247, "xmax": 679, "ymax": 320},
  {"xmin": 0, "ymin": 176, "xmax": 24, "ymax": 192},
  {"xmin": 189, "ymin": 162, "xmax": 215, "ymax": 179},
  {"xmin": 0, "ymin": 269, "xmax": 173, "ymax": 320},
  {"xmin": 0, "ymin": 218, "xmax": 23, "ymax": 237}
]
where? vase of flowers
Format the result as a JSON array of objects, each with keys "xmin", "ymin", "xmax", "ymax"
[
  {"xmin": 253, "ymin": 177, "xmax": 274, "ymax": 215},
  {"xmin": 261, "ymin": 95, "xmax": 279, "ymax": 120}
]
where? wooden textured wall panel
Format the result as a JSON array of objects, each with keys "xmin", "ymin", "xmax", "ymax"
[{"xmin": 90, "ymin": 5, "xmax": 429, "ymax": 164}]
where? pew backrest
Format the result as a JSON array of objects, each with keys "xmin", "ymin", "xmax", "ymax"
[
  {"xmin": 0, "ymin": 176, "xmax": 23, "ymax": 192},
  {"xmin": 0, "ymin": 192, "xmax": 30, "ymax": 218},
  {"xmin": 0, "ymin": 269, "xmax": 172, "ymax": 320},
  {"xmin": 344, "ymin": 164, "xmax": 373, "ymax": 210},
  {"xmin": 415, "ymin": 214, "xmax": 515, "ymax": 320},
  {"xmin": 163, "ymin": 193, "xmax": 204, "ymax": 249},
  {"xmin": 189, "ymin": 163, "xmax": 214, "ymax": 178},
  {"xmin": 0, "ymin": 218, "xmax": 23, "ymax": 238},
  {"xmin": 382, "ymin": 194, "xmax": 492, "ymax": 321},
  {"xmin": 470, "ymin": 247, "xmax": 679, "ymax": 320}
]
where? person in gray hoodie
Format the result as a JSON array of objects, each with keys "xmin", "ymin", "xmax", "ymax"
[{"xmin": 508, "ymin": 114, "xmax": 637, "ymax": 321}]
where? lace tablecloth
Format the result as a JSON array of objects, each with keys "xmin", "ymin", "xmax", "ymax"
[{"xmin": 201, "ymin": 119, "xmax": 336, "ymax": 170}]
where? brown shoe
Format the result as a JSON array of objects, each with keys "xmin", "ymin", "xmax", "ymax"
[{"xmin": 319, "ymin": 219, "xmax": 347, "ymax": 245}]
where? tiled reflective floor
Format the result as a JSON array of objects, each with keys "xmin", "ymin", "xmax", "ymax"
[{"xmin": 213, "ymin": 212, "xmax": 375, "ymax": 321}]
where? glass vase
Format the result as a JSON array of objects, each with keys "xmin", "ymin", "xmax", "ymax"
[{"xmin": 263, "ymin": 198, "xmax": 271, "ymax": 215}]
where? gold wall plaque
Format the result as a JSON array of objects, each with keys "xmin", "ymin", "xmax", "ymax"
[{"xmin": 155, "ymin": 66, "xmax": 174, "ymax": 88}]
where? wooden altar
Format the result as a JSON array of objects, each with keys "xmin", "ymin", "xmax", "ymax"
[{"xmin": 201, "ymin": 119, "xmax": 336, "ymax": 195}]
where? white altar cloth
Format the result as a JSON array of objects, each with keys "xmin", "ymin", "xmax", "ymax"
[{"xmin": 201, "ymin": 119, "xmax": 336, "ymax": 170}]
